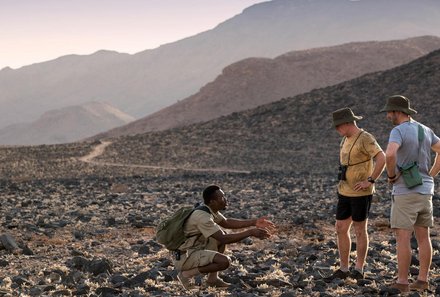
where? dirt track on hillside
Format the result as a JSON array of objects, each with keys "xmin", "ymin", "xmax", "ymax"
[{"xmin": 78, "ymin": 141, "xmax": 251, "ymax": 174}]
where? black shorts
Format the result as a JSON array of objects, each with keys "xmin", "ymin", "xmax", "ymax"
[{"xmin": 336, "ymin": 193, "xmax": 372, "ymax": 222}]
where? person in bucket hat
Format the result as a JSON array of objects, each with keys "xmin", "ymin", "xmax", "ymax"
[
  {"xmin": 332, "ymin": 107, "xmax": 364, "ymax": 127},
  {"xmin": 380, "ymin": 95, "xmax": 417, "ymax": 115},
  {"xmin": 325, "ymin": 108, "xmax": 385, "ymax": 282},
  {"xmin": 382, "ymin": 95, "xmax": 440, "ymax": 293}
]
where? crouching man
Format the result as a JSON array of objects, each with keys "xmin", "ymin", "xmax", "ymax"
[{"xmin": 174, "ymin": 185, "xmax": 275, "ymax": 290}]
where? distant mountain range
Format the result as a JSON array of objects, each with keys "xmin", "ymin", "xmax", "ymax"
[
  {"xmin": 1, "ymin": 0, "xmax": 439, "ymax": 142},
  {"xmin": 95, "ymin": 49, "xmax": 440, "ymax": 174},
  {"xmin": 0, "ymin": 102, "xmax": 134, "ymax": 145},
  {"xmin": 93, "ymin": 36, "xmax": 440, "ymax": 139}
]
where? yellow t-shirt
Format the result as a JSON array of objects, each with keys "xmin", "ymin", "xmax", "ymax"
[
  {"xmin": 338, "ymin": 129, "xmax": 383, "ymax": 197},
  {"xmin": 178, "ymin": 206, "xmax": 226, "ymax": 251}
]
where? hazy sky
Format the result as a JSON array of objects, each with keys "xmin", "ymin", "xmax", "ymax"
[{"xmin": 1, "ymin": 0, "xmax": 265, "ymax": 69}]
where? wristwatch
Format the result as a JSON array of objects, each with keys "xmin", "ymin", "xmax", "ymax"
[{"xmin": 367, "ymin": 176, "xmax": 375, "ymax": 184}]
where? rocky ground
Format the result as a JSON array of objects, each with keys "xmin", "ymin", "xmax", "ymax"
[
  {"xmin": 1, "ymin": 164, "xmax": 440, "ymax": 296},
  {"xmin": 1, "ymin": 35, "xmax": 440, "ymax": 297}
]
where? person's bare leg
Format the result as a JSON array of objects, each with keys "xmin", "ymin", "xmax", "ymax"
[
  {"xmin": 207, "ymin": 243, "xmax": 226, "ymax": 282},
  {"xmin": 336, "ymin": 218, "xmax": 352, "ymax": 270},
  {"xmin": 395, "ymin": 228, "xmax": 412, "ymax": 284},
  {"xmin": 414, "ymin": 225, "xmax": 432, "ymax": 282},
  {"xmin": 352, "ymin": 219, "xmax": 368, "ymax": 271}
]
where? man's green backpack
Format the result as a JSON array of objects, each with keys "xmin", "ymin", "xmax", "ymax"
[{"xmin": 155, "ymin": 204, "xmax": 211, "ymax": 251}]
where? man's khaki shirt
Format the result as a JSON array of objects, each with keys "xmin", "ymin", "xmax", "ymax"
[
  {"xmin": 178, "ymin": 206, "xmax": 226, "ymax": 251},
  {"xmin": 338, "ymin": 129, "xmax": 383, "ymax": 197}
]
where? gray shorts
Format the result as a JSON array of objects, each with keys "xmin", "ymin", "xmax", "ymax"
[{"xmin": 390, "ymin": 193, "xmax": 433, "ymax": 230}]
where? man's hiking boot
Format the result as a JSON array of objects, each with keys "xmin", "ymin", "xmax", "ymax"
[
  {"xmin": 389, "ymin": 282, "xmax": 409, "ymax": 293},
  {"xmin": 350, "ymin": 269, "xmax": 364, "ymax": 280},
  {"xmin": 323, "ymin": 269, "xmax": 350, "ymax": 283},
  {"xmin": 177, "ymin": 271, "xmax": 193, "ymax": 290},
  {"xmin": 409, "ymin": 280, "xmax": 429, "ymax": 291},
  {"xmin": 205, "ymin": 278, "xmax": 231, "ymax": 288}
]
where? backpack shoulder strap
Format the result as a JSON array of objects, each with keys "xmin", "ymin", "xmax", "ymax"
[
  {"xmin": 194, "ymin": 205, "xmax": 211, "ymax": 214},
  {"xmin": 184, "ymin": 205, "xmax": 212, "ymax": 242},
  {"xmin": 184, "ymin": 204, "xmax": 211, "ymax": 227}
]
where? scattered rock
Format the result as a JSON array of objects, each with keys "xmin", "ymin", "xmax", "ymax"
[
  {"xmin": 0, "ymin": 234, "xmax": 19, "ymax": 251},
  {"xmin": 0, "ymin": 172, "xmax": 438, "ymax": 296}
]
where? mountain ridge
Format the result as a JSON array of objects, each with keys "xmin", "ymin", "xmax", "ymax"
[
  {"xmin": 1, "ymin": 0, "xmax": 439, "ymax": 134},
  {"xmin": 90, "ymin": 48, "xmax": 440, "ymax": 175},
  {"xmin": 92, "ymin": 36, "xmax": 440, "ymax": 139},
  {"xmin": 0, "ymin": 102, "xmax": 134, "ymax": 145}
]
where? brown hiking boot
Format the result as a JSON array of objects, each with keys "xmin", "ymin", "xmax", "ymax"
[
  {"xmin": 390, "ymin": 282, "xmax": 409, "ymax": 293},
  {"xmin": 323, "ymin": 269, "xmax": 350, "ymax": 283},
  {"xmin": 350, "ymin": 269, "xmax": 364, "ymax": 280},
  {"xmin": 410, "ymin": 280, "xmax": 429, "ymax": 291}
]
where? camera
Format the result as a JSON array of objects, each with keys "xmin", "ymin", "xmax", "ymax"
[{"xmin": 338, "ymin": 164, "xmax": 348, "ymax": 181}]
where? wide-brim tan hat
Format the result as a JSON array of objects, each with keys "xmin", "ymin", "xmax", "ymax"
[
  {"xmin": 332, "ymin": 107, "xmax": 363, "ymax": 127},
  {"xmin": 380, "ymin": 95, "xmax": 417, "ymax": 115}
]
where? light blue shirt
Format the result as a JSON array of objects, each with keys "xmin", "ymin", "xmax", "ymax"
[{"xmin": 388, "ymin": 120, "xmax": 439, "ymax": 195}]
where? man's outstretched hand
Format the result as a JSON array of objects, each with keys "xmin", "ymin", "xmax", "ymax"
[
  {"xmin": 252, "ymin": 228, "xmax": 272, "ymax": 239},
  {"xmin": 256, "ymin": 217, "xmax": 276, "ymax": 233}
]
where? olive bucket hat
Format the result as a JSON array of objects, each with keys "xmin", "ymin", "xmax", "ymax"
[
  {"xmin": 332, "ymin": 107, "xmax": 363, "ymax": 127},
  {"xmin": 380, "ymin": 95, "xmax": 417, "ymax": 115}
]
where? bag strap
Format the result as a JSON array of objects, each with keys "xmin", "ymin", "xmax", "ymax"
[
  {"xmin": 185, "ymin": 204, "xmax": 211, "ymax": 240},
  {"xmin": 347, "ymin": 131, "xmax": 365, "ymax": 166},
  {"xmin": 193, "ymin": 203, "xmax": 211, "ymax": 214},
  {"xmin": 340, "ymin": 131, "xmax": 366, "ymax": 166},
  {"xmin": 415, "ymin": 124, "xmax": 424, "ymax": 162},
  {"xmin": 348, "ymin": 158, "xmax": 371, "ymax": 166},
  {"xmin": 399, "ymin": 123, "xmax": 424, "ymax": 171},
  {"xmin": 418, "ymin": 124, "xmax": 424, "ymax": 143},
  {"xmin": 413, "ymin": 123, "xmax": 424, "ymax": 158},
  {"xmin": 177, "ymin": 204, "xmax": 213, "ymax": 252}
]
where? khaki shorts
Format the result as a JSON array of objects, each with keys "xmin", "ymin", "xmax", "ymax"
[
  {"xmin": 391, "ymin": 193, "xmax": 433, "ymax": 230},
  {"xmin": 173, "ymin": 237, "xmax": 220, "ymax": 271}
]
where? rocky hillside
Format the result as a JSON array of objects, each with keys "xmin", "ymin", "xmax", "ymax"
[
  {"xmin": 0, "ymin": 102, "xmax": 134, "ymax": 145},
  {"xmin": 1, "ymin": 0, "xmax": 440, "ymax": 136},
  {"xmin": 1, "ymin": 50, "xmax": 439, "ymax": 181},
  {"xmin": 92, "ymin": 49, "xmax": 440, "ymax": 175},
  {"xmin": 94, "ymin": 36, "xmax": 440, "ymax": 138}
]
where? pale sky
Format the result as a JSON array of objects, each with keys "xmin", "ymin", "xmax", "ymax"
[{"xmin": 0, "ymin": 0, "xmax": 265, "ymax": 69}]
